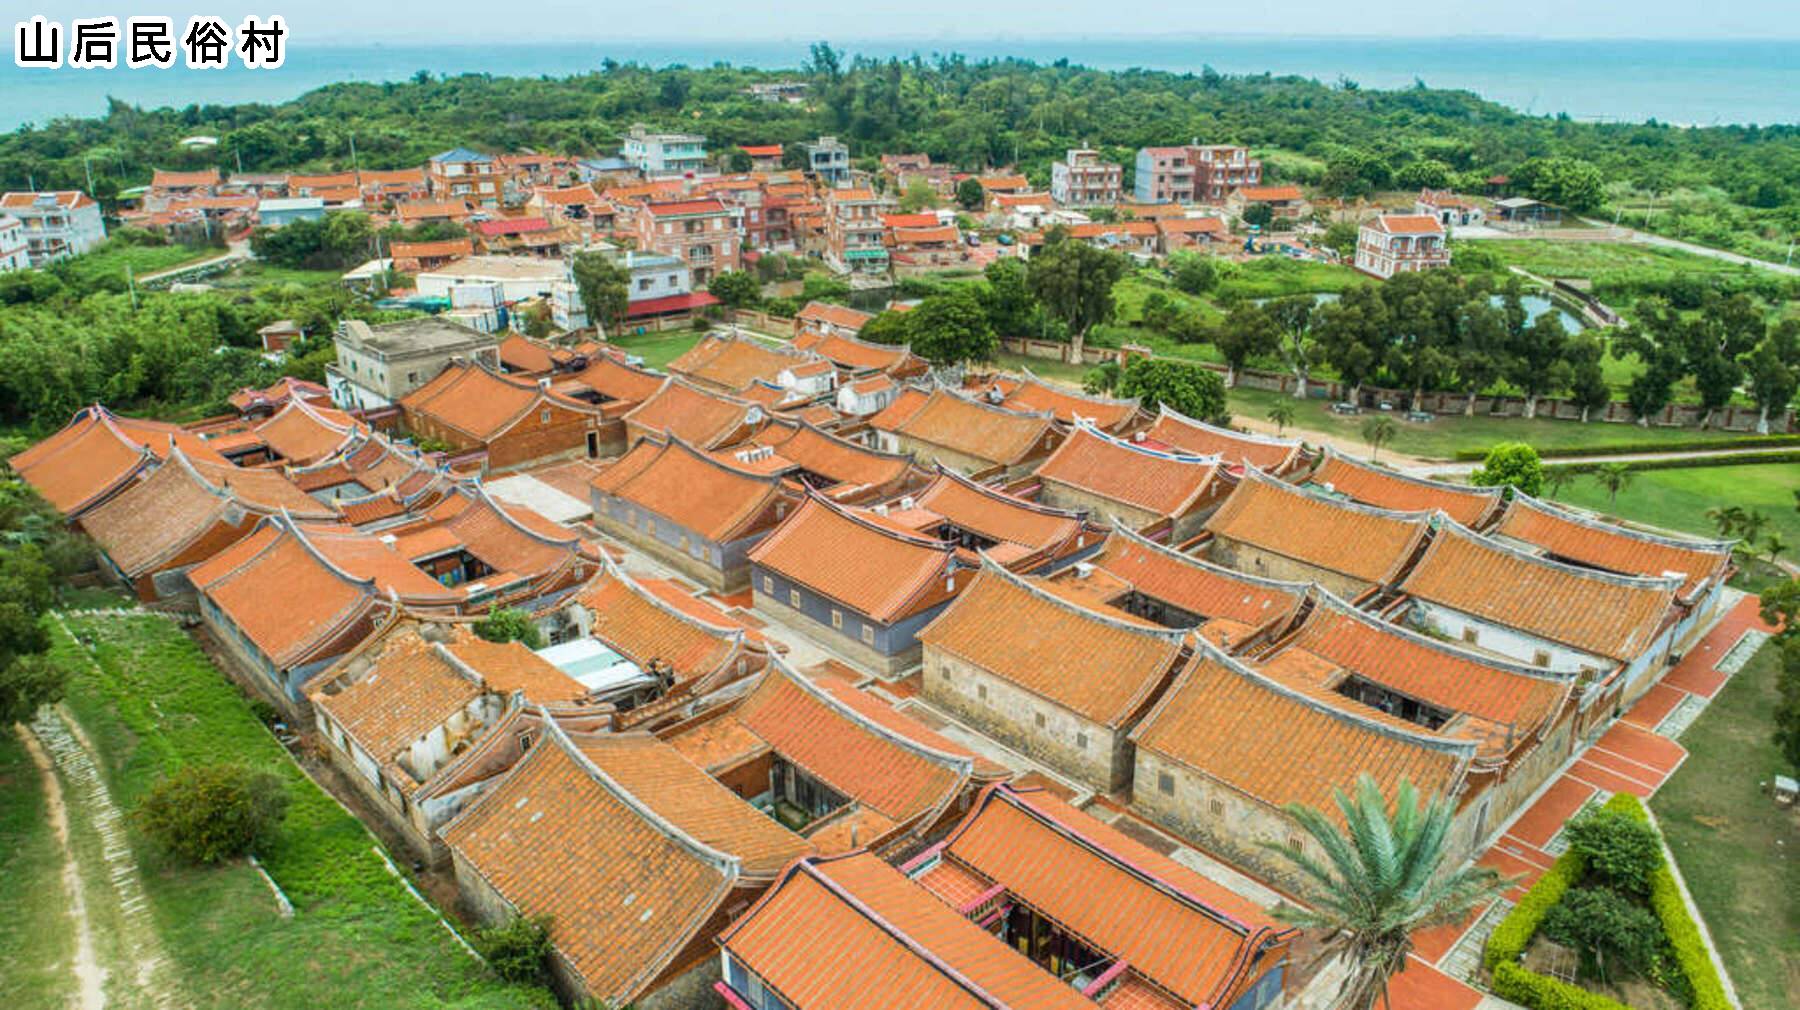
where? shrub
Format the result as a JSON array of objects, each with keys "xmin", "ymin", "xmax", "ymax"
[
  {"xmin": 475, "ymin": 913, "xmax": 554, "ymax": 984},
  {"xmin": 1485, "ymin": 847, "xmax": 1586, "ymax": 971},
  {"xmin": 1470, "ymin": 442, "xmax": 1545, "ymax": 497},
  {"xmin": 473, "ymin": 608, "xmax": 545, "ymax": 649},
  {"xmin": 134, "ymin": 763, "xmax": 289, "ymax": 864},
  {"xmin": 1541, "ymin": 886, "xmax": 1663, "ymax": 982},
  {"xmin": 1492, "ymin": 961, "xmax": 1633, "ymax": 1010},
  {"xmin": 1563, "ymin": 805, "xmax": 1663, "ymax": 896},
  {"xmin": 1607, "ymin": 793, "xmax": 1733, "ymax": 1010}
]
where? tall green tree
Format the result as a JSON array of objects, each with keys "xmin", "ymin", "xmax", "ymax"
[
  {"xmin": 707, "ymin": 270, "xmax": 762, "ymax": 309},
  {"xmin": 1469, "ymin": 442, "xmax": 1545, "ymax": 497},
  {"xmin": 1264, "ymin": 776, "xmax": 1509, "ymax": 1010},
  {"xmin": 1314, "ymin": 285, "xmax": 1389, "ymax": 403},
  {"xmin": 1026, "ymin": 239, "xmax": 1128, "ymax": 361},
  {"xmin": 1744, "ymin": 319, "xmax": 1799, "ymax": 434},
  {"xmin": 980, "ymin": 257, "xmax": 1036, "ymax": 336},
  {"xmin": 1504, "ymin": 312, "xmax": 1572, "ymax": 419},
  {"xmin": 1564, "ymin": 336, "xmax": 1614, "ymax": 423},
  {"xmin": 1213, "ymin": 302, "xmax": 1279, "ymax": 388},
  {"xmin": 1265, "ymin": 295, "xmax": 1317, "ymax": 399},
  {"xmin": 904, "ymin": 287, "xmax": 996, "ymax": 365},
  {"xmin": 955, "ymin": 177, "xmax": 985, "ymax": 211},
  {"xmin": 1116, "ymin": 357, "xmax": 1228, "ymax": 425},
  {"xmin": 571, "ymin": 251, "xmax": 629, "ymax": 336}
]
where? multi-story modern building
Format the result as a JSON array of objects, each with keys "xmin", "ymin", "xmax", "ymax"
[
  {"xmin": 1132, "ymin": 144, "xmax": 1262, "ymax": 204},
  {"xmin": 0, "ymin": 215, "xmax": 29, "ymax": 272},
  {"xmin": 804, "ymin": 135, "xmax": 852, "ymax": 186},
  {"xmin": 1049, "ymin": 148, "xmax": 1122, "ymax": 207},
  {"xmin": 326, "ymin": 316, "xmax": 500, "ymax": 410},
  {"xmin": 620, "ymin": 124, "xmax": 707, "ymax": 177},
  {"xmin": 0, "ymin": 190, "xmax": 107, "ymax": 265},
  {"xmin": 1354, "ymin": 214, "xmax": 1451, "ymax": 279},
  {"xmin": 823, "ymin": 187, "xmax": 893, "ymax": 275},
  {"xmin": 634, "ymin": 199, "xmax": 739, "ymax": 285},
  {"xmin": 425, "ymin": 148, "xmax": 500, "ymax": 207}
]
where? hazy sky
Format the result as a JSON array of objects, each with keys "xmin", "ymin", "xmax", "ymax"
[{"xmin": 20, "ymin": 1, "xmax": 1800, "ymax": 43}]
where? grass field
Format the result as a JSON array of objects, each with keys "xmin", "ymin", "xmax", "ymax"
[
  {"xmin": 51, "ymin": 241, "xmax": 222, "ymax": 291},
  {"xmin": 610, "ymin": 326, "xmax": 705, "ymax": 369},
  {"xmin": 1651, "ymin": 642, "xmax": 1800, "ymax": 1010},
  {"xmin": 41, "ymin": 614, "xmax": 553, "ymax": 1010},
  {"xmin": 1472, "ymin": 238, "xmax": 1756, "ymax": 285},
  {"xmin": 1551, "ymin": 463, "xmax": 1800, "ymax": 550},
  {"xmin": 0, "ymin": 732, "xmax": 71, "ymax": 1010}
]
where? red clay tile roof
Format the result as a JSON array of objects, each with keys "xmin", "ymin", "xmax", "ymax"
[
  {"xmin": 1204, "ymin": 469, "xmax": 1432, "ymax": 586},
  {"xmin": 997, "ymin": 374, "xmax": 1141, "ymax": 430},
  {"xmin": 867, "ymin": 385, "xmax": 933, "ymax": 432},
  {"xmin": 396, "ymin": 200, "xmax": 471, "ymax": 221},
  {"xmin": 565, "ymin": 353, "xmax": 667, "ymax": 404},
  {"xmin": 906, "ymin": 468, "xmax": 1089, "ymax": 557},
  {"xmin": 1091, "ymin": 524, "xmax": 1308, "ymax": 629},
  {"xmin": 533, "ymin": 184, "xmax": 602, "ymax": 206},
  {"xmin": 402, "ymin": 360, "xmax": 597, "ymax": 441},
  {"xmin": 1235, "ymin": 185, "xmax": 1304, "ymax": 202},
  {"xmin": 1069, "ymin": 221, "xmax": 1158, "ymax": 238},
  {"xmin": 738, "ymin": 144, "xmax": 784, "ymax": 158},
  {"xmin": 498, "ymin": 334, "xmax": 559, "ymax": 374},
  {"xmin": 389, "ymin": 238, "xmax": 472, "ymax": 261},
  {"xmin": 1145, "ymin": 405, "xmax": 1303, "ymax": 472},
  {"xmin": 254, "ymin": 398, "xmax": 357, "ymax": 465},
  {"xmin": 289, "ymin": 171, "xmax": 357, "ymax": 190},
  {"xmin": 1035, "ymin": 426, "xmax": 1224, "ymax": 520},
  {"xmin": 748, "ymin": 494, "xmax": 958, "ymax": 623},
  {"xmin": 1370, "ymin": 214, "xmax": 1445, "ymax": 235},
  {"xmin": 440, "ymin": 720, "xmax": 737, "ymax": 1005},
  {"xmin": 11, "ymin": 406, "xmax": 226, "ymax": 516},
  {"xmin": 1274, "ymin": 590, "xmax": 1570, "ymax": 739},
  {"xmin": 644, "ymin": 198, "xmax": 729, "ymax": 217},
  {"xmin": 1131, "ymin": 641, "xmax": 1473, "ymax": 820},
  {"xmin": 894, "ymin": 389, "xmax": 1059, "ymax": 467},
  {"xmin": 1311, "ymin": 449, "xmax": 1503, "ymax": 528},
  {"xmin": 622, "ymin": 377, "xmax": 759, "ymax": 449},
  {"xmin": 719, "ymin": 851, "xmax": 1098, "ymax": 1010},
  {"xmin": 471, "ymin": 216, "xmax": 551, "ymax": 237},
  {"xmin": 1157, "ymin": 217, "xmax": 1229, "ymax": 235},
  {"xmin": 151, "ymin": 168, "xmax": 220, "ymax": 189},
  {"xmin": 795, "ymin": 300, "xmax": 874, "ymax": 332},
  {"xmin": 1398, "ymin": 521, "xmax": 1680, "ymax": 663},
  {"xmin": 935, "ymin": 784, "xmax": 1290, "ymax": 1008},
  {"xmin": 669, "ymin": 334, "xmax": 822, "ymax": 392},
  {"xmin": 746, "ymin": 420, "xmax": 915, "ymax": 491},
  {"xmin": 919, "ymin": 562, "xmax": 1186, "ymax": 727},
  {"xmin": 1491, "ymin": 494, "xmax": 1732, "ymax": 604},
  {"xmin": 977, "ymin": 174, "xmax": 1030, "ymax": 191},
  {"xmin": 569, "ymin": 563, "xmax": 755, "ymax": 680},
  {"xmin": 592, "ymin": 437, "xmax": 791, "ymax": 543},
  {"xmin": 792, "ymin": 328, "xmax": 920, "ymax": 374}
]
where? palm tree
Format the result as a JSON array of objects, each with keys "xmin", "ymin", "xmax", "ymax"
[
  {"xmin": 1739, "ymin": 509, "xmax": 1770, "ymax": 546},
  {"xmin": 1360, "ymin": 415, "xmax": 1398, "ymax": 463},
  {"xmin": 1263, "ymin": 776, "xmax": 1510, "ymax": 1010},
  {"xmin": 1591, "ymin": 462, "xmax": 1633, "ymax": 508},
  {"xmin": 1764, "ymin": 532, "xmax": 1788, "ymax": 570},
  {"xmin": 1267, "ymin": 402, "xmax": 1296, "ymax": 437},
  {"xmin": 1705, "ymin": 505, "xmax": 1747, "ymax": 538},
  {"xmin": 1544, "ymin": 466, "xmax": 1575, "ymax": 502}
]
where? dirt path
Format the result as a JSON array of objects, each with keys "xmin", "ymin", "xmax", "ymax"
[{"xmin": 16, "ymin": 723, "xmax": 106, "ymax": 1010}]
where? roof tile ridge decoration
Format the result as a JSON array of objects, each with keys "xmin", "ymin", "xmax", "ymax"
[
  {"xmin": 930, "ymin": 464, "xmax": 1089, "ymax": 522},
  {"xmin": 283, "ymin": 394, "xmax": 356, "ymax": 435},
  {"xmin": 1069, "ymin": 418, "xmax": 1221, "ymax": 466},
  {"xmin": 1507, "ymin": 491, "xmax": 1736, "ymax": 553},
  {"xmin": 1177, "ymin": 633, "xmax": 1481, "ymax": 760},
  {"xmin": 769, "ymin": 657, "xmax": 974, "ymax": 777},
  {"xmin": 190, "ymin": 514, "xmax": 294, "ymax": 590},
  {"xmin": 92, "ymin": 404, "xmax": 166, "ymax": 461},
  {"xmin": 469, "ymin": 482, "xmax": 582, "ymax": 549},
  {"xmin": 1104, "ymin": 518, "xmax": 1311, "ymax": 594},
  {"xmin": 1017, "ymin": 367, "xmax": 1141, "ymax": 411},
  {"xmin": 792, "ymin": 416, "xmax": 917, "ymax": 467},
  {"xmin": 597, "ymin": 553, "xmax": 748, "ymax": 643},
  {"xmin": 538, "ymin": 710, "xmax": 742, "ymax": 876},
  {"xmin": 1241, "ymin": 464, "xmax": 1435, "ymax": 524},
  {"xmin": 1305, "ymin": 585, "xmax": 1577, "ymax": 684},
  {"xmin": 271, "ymin": 509, "xmax": 387, "ymax": 595},
  {"xmin": 1440, "ymin": 517, "xmax": 1686, "ymax": 592},
  {"xmin": 804, "ymin": 487, "xmax": 962, "ymax": 553},
  {"xmin": 1156, "ymin": 402, "xmax": 1302, "ymax": 449},
  {"xmin": 1318, "ymin": 445, "xmax": 1503, "ymax": 502},
  {"xmin": 929, "ymin": 385, "xmax": 1056, "ymax": 424},
  {"xmin": 160, "ymin": 442, "xmax": 238, "ymax": 507},
  {"xmin": 977, "ymin": 554, "xmax": 1188, "ymax": 645},
  {"xmin": 661, "ymin": 433, "xmax": 792, "ymax": 487}
]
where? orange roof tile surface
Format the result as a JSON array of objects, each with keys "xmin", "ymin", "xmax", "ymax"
[
  {"xmin": 792, "ymin": 328, "xmax": 918, "ymax": 373},
  {"xmin": 1035, "ymin": 426, "xmax": 1223, "ymax": 519},
  {"xmin": 565, "ymin": 353, "xmax": 667, "ymax": 404},
  {"xmin": 668, "ymin": 334, "xmax": 820, "ymax": 391},
  {"xmin": 865, "ymin": 385, "xmax": 933, "ymax": 432},
  {"xmin": 1492, "ymin": 494, "xmax": 1731, "ymax": 603},
  {"xmin": 11, "ymin": 407, "xmax": 225, "ymax": 515},
  {"xmin": 570, "ymin": 565, "xmax": 750, "ymax": 677},
  {"xmin": 1204, "ymin": 470, "xmax": 1431, "ymax": 586},
  {"xmin": 748, "ymin": 495, "xmax": 956, "ymax": 623},
  {"xmin": 908, "ymin": 468, "xmax": 1087, "ymax": 555},
  {"xmin": 1145, "ymin": 406, "xmax": 1302, "ymax": 472},
  {"xmin": 752, "ymin": 421, "xmax": 915, "ymax": 490},
  {"xmin": 622, "ymin": 378, "xmax": 757, "ymax": 449},
  {"xmin": 190, "ymin": 520, "xmax": 385, "ymax": 667},
  {"xmin": 1398, "ymin": 522, "xmax": 1679, "ymax": 662},
  {"xmin": 1311, "ymin": 450, "xmax": 1502, "ymax": 528},
  {"xmin": 894, "ymin": 389, "xmax": 1058, "ymax": 467},
  {"xmin": 998, "ymin": 375, "xmax": 1141, "ymax": 430},
  {"xmin": 920, "ymin": 564, "xmax": 1185, "ymax": 727},
  {"xmin": 254, "ymin": 399, "xmax": 356, "ymax": 465},
  {"xmin": 400, "ymin": 361, "xmax": 553, "ymax": 440},
  {"xmin": 1372, "ymin": 214, "xmax": 1445, "ymax": 235},
  {"xmin": 796, "ymin": 300, "xmax": 874, "ymax": 332},
  {"xmin": 1091, "ymin": 525, "xmax": 1307, "ymax": 629},
  {"xmin": 591, "ymin": 438, "xmax": 789, "ymax": 543}
]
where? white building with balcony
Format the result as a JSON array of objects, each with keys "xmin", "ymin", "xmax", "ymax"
[
  {"xmin": 0, "ymin": 191, "xmax": 107, "ymax": 266},
  {"xmin": 1354, "ymin": 214, "xmax": 1451, "ymax": 280}
]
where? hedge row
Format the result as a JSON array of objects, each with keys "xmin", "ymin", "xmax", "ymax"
[
  {"xmin": 1609, "ymin": 794, "xmax": 1733, "ymax": 1010},
  {"xmin": 1483, "ymin": 847, "xmax": 1586, "ymax": 972},
  {"xmin": 1452, "ymin": 432, "xmax": 1800, "ymax": 461},
  {"xmin": 1545, "ymin": 449, "xmax": 1800, "ymax": 475},
  {"xmin": 1492, "ymin": 961, "xmax": 1634, "ymax": 1010}
]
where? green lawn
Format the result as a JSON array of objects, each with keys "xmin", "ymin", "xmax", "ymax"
[
  {"xmin": 45, "ymin": 614, "xmax": 553, "ymax": 1010},
  {"xmin": 1550, "ymin": 463, "xmax": 1800, "ymax": 550},
  {"xmin": 0, "ymin": 732, "xmax": 72, "ymax": 1010},
  {"xmin": 1651, "ymin": 642, "xmax": 1800, "ymax": 1010},
  {"xmin": 1471, "ymin": 238, "xmax": 1755, "ymax": 285},
  {"xmin": 610, "ymin": 327, "xmax": 705, "ymax": 369},
  {"xmin": 51, "ymin": 241, "xmax": 222, "ymax": 291}
]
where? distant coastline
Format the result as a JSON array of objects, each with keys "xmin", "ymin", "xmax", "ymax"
[{"xmin": 4, "ymin": 36, "xmax": 1797, "ymax": 131}]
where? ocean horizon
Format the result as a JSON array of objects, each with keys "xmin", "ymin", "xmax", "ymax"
[{"xmin": 4, "ymin": 35, "xmax": 1798, "ymax": 132}]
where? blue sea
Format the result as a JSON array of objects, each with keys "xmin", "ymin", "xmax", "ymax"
[{"xmin": 3, "ymin": 36, "xmax": 1797, "ymax": 132}]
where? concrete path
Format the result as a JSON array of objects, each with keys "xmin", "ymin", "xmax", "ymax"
[
  {"xmin": 1602, "ymin": 222, "xmax": 1800, "ymax": 277},
  {"xmin": 1410, "ymin": 442, "xmax": 1800, "ymax": 477},
  {"xmin": 138, "ymin": 239, "xmax": 250, "ymax": 284}
]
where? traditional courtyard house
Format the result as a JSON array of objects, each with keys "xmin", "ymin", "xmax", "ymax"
[
  {"xmin": 1202, "ymin": 468, "xmax": 1432, "ymax": 599},
  {"xmin": 1354, "ymin": 214, "xmax": 1450, "ymax": 280},
  {"xmin": 1225, "ymin": 184, "xmax": 1310, "ymax": 223},
  {"xmin": 1143, "ymin": 404, "xmax": 1311, "ymax": 477},
  {"xmin": 739, "ymin": 144, "xmax": 786, "ymax": 171},
  {"xmin": 146, "ymin": 168, "xmax": 221, "ymax": 209},
  {"xmin": 548, "ymin": 354, "xmax": 667, "ymax": 454},
  {"xmin": 794, "ymin": 301, "xmax": 872, "ymax": 337},
  {"xmin": 389, "ymin": 238, "xmax": 474, "ymax": 273},
  {"xmin": 716, "ymin": 418, "xmax": 922, "ymax": 504},
  {"xmin": 287, "ymin": 171, "xmax": 358, "ymax": 197},
  {"xmin": 441, "ymin": 718, "xmax": 804, "ymax": 1009},
  {"xmin": 621, "ymin": 376, "xmax": 764, "ymax": 451},
  {"xmin": 823, "ymin": 187, "xmax": 893, "ymax": 275},
  {"xmin": 884, "ymin": 388, "xmax": 1063, "ymax": 478},
  {"xmin": 550, "ymin": 561, "xmax": 771, "ymax": 728},
  {"xmin": 1043, "ymin": 523, "xmax": 1308, "ymax": 650},
  {"xmin": 863, "ymin": 383, "xmax": 933, "ymax": 445},
  {"xmin": 793, "ymin": 323, "xmax": 929, "ymax": 380},
  {"xmin": 980, "ymin": 372, "xmax": 1145, "ymax": 433},
  {"xmin": 721, "ymin": 781, "xmax": 1295, "ymax": 1010},
  {"xmin": 590, "ymin": 436, "xmax": 795, "ymax": 591},
  {"xmin": 1068, "ymin": 220, "xmax": 1160, "ymax": 256},
  {"xmin": 227, "ymin": 377, "xmax": 329, "ymax": 420},
  {"xmin": 527, "ymin": 183, "xmax": 606, "ymax": 225},
  {"xmin": 747, "ymin": 493, "xmax": 965, "ymax": 675},
  {"xmin": 920, "ymin": 561, "xmax": 1189, "ymax": 791},
  {"xmin": 495, "ymin": 334, "xmax": 569, "ymax": 377},
  {"xmin": 328, "ymin": 316, "xmax": 500, "ymax": 411},
  {"xmin": 1031, "ymin": 424, "xmax": 1230, "ymax": 541},
  {"xmin": 1129, "ymin": 638, "xmax": 1476, "ymax": 889},
  {"xmin": 394, "ymin": 200, "xmax": 474, "ymax": 228},
  {"xmin": 12, "ymin": 405, "xmax": 228, "ymax": 521},
  {"xmin": 1307, "ymin": 446, "xmax": 1505, "ymax": 529},
  {"xmin": 1489, "ymin": 493, "xmax": 1734, "ymax": 639},
  {"xmin": 425, "ymin": 148, "xmax": 500, "ymax": 208},
  {"xmin": 81, "ymin": 447, "xmax": 335, "ymax": 601},
  {"xmin": 0, "ymin": 190, "xmax": 107, "ymax": 265},
  {"xmin": 1251, "ymin": 589, "xmax": 1578, "ymax": 844},
  {"xmin": 285, "ymin": 430, "xmax": 441, "ymax": 506},
  {"xmin": 1397, "ymin": 521, "xmax": 1682, "ymax": 698},
  {"xmin": 389, "ymin": 484, "xmax": 601, "ymax": 608},
  {"xmin": 1415, "ymin": 189, "xmax": 1485, "ymax": 228},
  {"xmin": 399, "ymin": 358, "xmax": 607, "ymax": 470},
  {"xmin": 205, "ymin": 397, "xmax": 359, "ymax": 467},
  {"xmin": 662, "ymin": 659, "xmax": 989, "ymax": 853},
  {"xmin": 307, "ymin": 618, "xmax": 590, "ymax": 858},
  {"xmin": 669, "ymin": 333, "xmax": 828, "ymax": 396},
  {"xmin": 1157, "ymin": 215, "xmax": 1229, "ymax": 253},
  {"xmin": 636, "ymin": 199, "xmax": 740, "ymax": 286},
  {"xmin": 881, "ymin": 466, "xmax": 1103, "ymax": 574}
]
